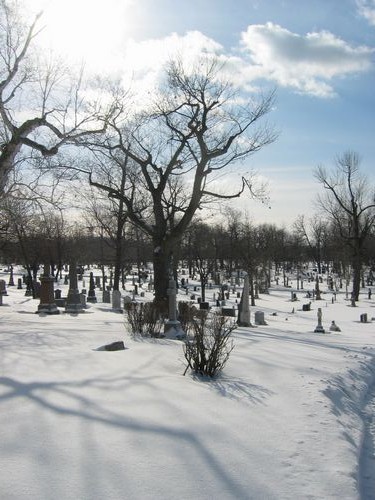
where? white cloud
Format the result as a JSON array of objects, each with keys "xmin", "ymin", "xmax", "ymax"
[
  {"xmin": 239, "ymin": 23, "xmax": 373, "ymax": 97},
  {"xmin": 119, "ymin": 31, "xmax": 227, "ymax": 106},
  {"xmin": 120, "ymin": 24, "xmax": 373, "ymax": 100},
  {"xmin": 357, "ymin": 0, "xmax": 375, "ymax": 26}
]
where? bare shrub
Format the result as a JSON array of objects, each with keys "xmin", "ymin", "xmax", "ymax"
[
  {"xmin": 178, "ymin": 301, "xmax": 199, "ymax": 334},
  {"xmin": 183, "ymin": 312, "xmax": 236, "ymax": 377},
  {"xmin": 125, "ymin": 302, "xmax": 164, "ymax": 338}
]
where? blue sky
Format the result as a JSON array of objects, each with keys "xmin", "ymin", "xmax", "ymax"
[{"xmin": 30, "ymin": 0, "xmax": 375, "ymax": 225}]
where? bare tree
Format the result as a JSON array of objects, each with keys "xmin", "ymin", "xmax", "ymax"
[
  {"xmin": 85, "ymin": 58, "xmax": 276, "ymax": 304},
  {"xmin": 293, "ymin": 214, "xmax": 328, "ymax": 274},
  {"xmin": 315, "ymin": 151, "xmax": 375, "ymax": 301},
  {"xmin": 0, "ymin": 0, "xmax": 114, "ymax": 195}
]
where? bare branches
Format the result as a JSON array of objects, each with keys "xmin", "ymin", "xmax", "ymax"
[
  {"xmin": 0, "ymin": 1, "xmax": 118, "ymax": 195},
  {"xmin": 314, "ymin": 150, "xmax": 375, "ymax": 300}
]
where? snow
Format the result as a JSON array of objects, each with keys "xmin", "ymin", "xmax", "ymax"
[{"xmin": 0, "ymin": 271, "xmax": 375, "ymax": 500}]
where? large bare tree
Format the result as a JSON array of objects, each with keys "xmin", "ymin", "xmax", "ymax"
[
  {"xmin": 0, "ymin": 0, "xmax": 114, "ymax": 195},
  {"xmin": 315, "ymin": 151, "xmax": 375, "ymax": 301},
  {"xmin": 293, "ymin": 214, "xmax": 328, "ymax": 274},
  {"xmin": 84, "ymin": 58, "xmax": 276, "ymax": 303}
]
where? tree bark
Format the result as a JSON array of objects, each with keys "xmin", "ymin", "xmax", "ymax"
[
  {"xmin": 152, "ymin": 238, "xmax": 174, "ymax": 305},
  {"xmin": 352, "ymin": 253, "xmax": 361, "ymax": 301}
]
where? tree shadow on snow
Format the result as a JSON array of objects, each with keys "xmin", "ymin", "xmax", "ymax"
[
  {"xmin": 0, "ymin": 374, "xmax": 264, "ymax": 499},
  {"xmin": 191, "ymin": 374, "xmax": 274, "ymax": 405}
]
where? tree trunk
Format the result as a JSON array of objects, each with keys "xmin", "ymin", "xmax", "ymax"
[
  {"xmin": 352, "ymin": 253, "xmax": 361, "ymax": 301},
  {"xmin": 153, "ymin": 238, "xmax": 174, "ymax": 304},
  {"xmin": 200, "ymin": 274, "xmax": 206, "ymax": 302},
  {"xmin": 113, "ymin": 234, "xmax": 123, "ymax": 291}
]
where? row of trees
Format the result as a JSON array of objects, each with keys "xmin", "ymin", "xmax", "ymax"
[
  {"xmin": 0, "ymin": 1, "xmax": 374, "ymax": 304},
  {"xmin": 1, "ymin": 200, "xmax": 374, "ymax": 289}
]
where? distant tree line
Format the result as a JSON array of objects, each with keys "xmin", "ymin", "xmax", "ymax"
[{"xmin": 1, "ymin": 203, "xmax": 374, "ymax": 300}]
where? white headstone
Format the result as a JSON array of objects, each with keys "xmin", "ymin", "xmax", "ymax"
[
  {"xmin": 238, "ymin": 274, "xmax": 251, "ymax": 326},
  {"xmin": 254, "ymin": 310, "xmax": 267, "ymax": 325}
]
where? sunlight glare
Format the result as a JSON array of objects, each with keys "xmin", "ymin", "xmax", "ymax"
[{"xmin": 26, "ymin": 0, "xmax": 134, "ymax": 73}]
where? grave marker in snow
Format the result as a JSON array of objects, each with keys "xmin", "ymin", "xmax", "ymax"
[
  {"xmin": 314, "ymin": 307, "xmax": 325, "ymax": 333},
  {"xmin": 112, "ymin": 290, "xmax": 122, "ymax": 311},
  {"xmin": 329, "ymin": 321, "xmax": 341, "ymax": 332},
  {"xmin": 255, "ymin": 310, "xmax": 267, "ymax": 325},
  {"xmin": 164, "ymin": 278, "xmax": 185, "ymax": 339},
  {"xmin": 87, "ymin": 272, "xmax": 97, "ymax": 303},
  {"xmin": 37, "ymin": 264, "xmax": 60, "ymax": 315},
  {"xmin": 0, "ymin": 279, "xmax": 7, "ymax": 296},
  {"xmin": 237, "ymin": 274, "xmax": 251, "ymax": 327},
  {"xmin": 65, "ymin": 261, "xmax": 85, "ymax": 313}
]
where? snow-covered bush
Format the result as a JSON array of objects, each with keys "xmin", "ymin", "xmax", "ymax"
[{"xmin": 124, "ymin": 302, "xmax": 164, "ymax": 338}]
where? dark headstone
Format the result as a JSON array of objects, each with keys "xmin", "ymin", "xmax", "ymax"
[
  {"xmin": 360, "ymin": 313, "xmax": 368, "ymax": 323},
  {"xmin": 199, "ymin": 301, "xmax": 210, "ymax": 310},
  {"xmin": 221, "ymin": 307, "xmax": 236, "ymax": 317},
  {"xmin": 97, "ymin": 341, "xmax": 125, "ymax": 351}
]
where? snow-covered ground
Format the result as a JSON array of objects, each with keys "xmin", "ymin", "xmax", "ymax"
[{"xmin": 0, "ymin": 270, "xmax": 374, "ymax": 500}]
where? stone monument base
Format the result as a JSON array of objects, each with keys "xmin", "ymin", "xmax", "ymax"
[
  {"xmin": 164, "ymin": 320, "xmax": 186, "ymax": 340},
  {"xmin": 37, "ymin": 303, "xmax": 60, "ymax": 315},
  {"xmin": 314, "ymin": 325, "xmax": 326, "ymax": 333}
]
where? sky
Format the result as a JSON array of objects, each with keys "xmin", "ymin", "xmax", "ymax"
[{"xmin": 24, "ymin": 0, "xmax": 375, "ymax": 226}]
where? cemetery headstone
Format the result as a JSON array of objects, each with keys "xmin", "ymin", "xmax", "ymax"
[
  {"xmin": 164, "ymin": 278, "xmax": 185, "ymax": 339},
  {"xmin": 102, "ymin": 289, "xmax": 111, "ymax": 303},
  {"xmin": 237, "ymin": 274, "xmax": 251, "ymax": 327},
  {"xmin": 65, "ymin": 261, "xmax": 85, "ymax": 313},
  {"xmin": 360, "ymin": 313, "xmax": 368, "ymax": 323},
  {"xmin": 254, "ymin": 310, "xmax": 267, "ymax": 325},
  {"xmin": 199, "ymin": 302, "xmax": 210, "ymax": 310},
  {"xmin": 37, "ymin": 264, "xmax": 60, "ymax": 315},
  {"xmin": 329, "ymin": 321, "xmax": 341, "ymax": 332},
  {"xmin": 87, "ymin": 272, "xmax": 97, "ymax": 303},
  {"xmin": 314, "ymin": 307, "xmax": 325, "ymax": 333},
  {"xmin": 0, "ymin": 279, "xmax": 8, "ymax": 296},
  {"xmin": 112, "ymin": 290, "xmax": 122, "ymax": 311},
  {"xmin": 8, "ymin": 267, "xmax": 14, "ymax": 286},
  {"xmin": 221, "ymin": 307, "xmax": 236, "ymax": 317}
]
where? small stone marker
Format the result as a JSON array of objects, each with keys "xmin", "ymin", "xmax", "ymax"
[
  {"xmin": 254, "ymin": 310, "xmax": 267, "ymax": 325},
  {"xmin": 0, "ymin": 279, "xmax": 8, "ymax": 296},
  {"xmin": 96, "ymin": 341, "xmax": 125, "ymax": 351},
  {"xmin": 123, "ymin": 295, "xmax": 132, "ymax": 306},
  {"xmin": 360, "ymin": 313, "xmax": 368, "ymax": 323},
  {"xmin": 221, "ymin": 307, "xmax": 236, "ymax": 317},
  {"xmin": 329, "ymin": 321, "xmax": 341, "ymax": 332},
  {"xmin": 112, "ymin": 290, "xmax": 122, "ymax": 311},
  {"xmin": 102, "ymin": 289, "xmax": 111, "ymax": 303}
]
